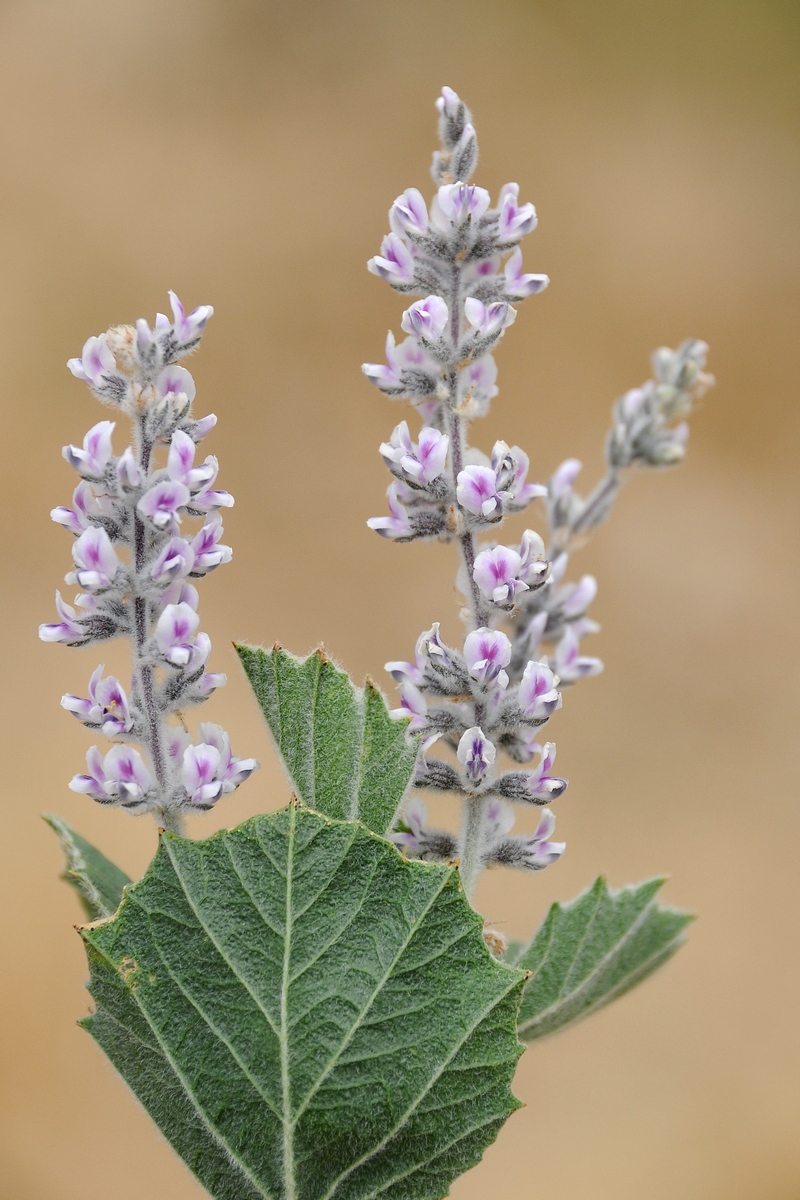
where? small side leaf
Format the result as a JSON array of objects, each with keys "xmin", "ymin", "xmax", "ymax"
[
  {"xmin": 44, "ymin": 814, "xmax": 131, "ymax": 920},
  {"xmin": 510, "ymin": 876, "xmax": 693, "ymax": 1042},
  {"xmin": 80, "ymin": 801, "xmax": 526, "ymax": 1200},
  {"xmin": 236, "ymin": 642, "xmax": 417, "ymax": 835}
]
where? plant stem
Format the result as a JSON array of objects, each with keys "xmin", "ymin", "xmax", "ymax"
[{"xmin": 459, "ymin": 796, "xmax": 488, "ymax": 903}]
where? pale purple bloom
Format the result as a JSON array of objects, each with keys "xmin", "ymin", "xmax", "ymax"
[
  {"xmin": 39, "ymin": 591, "xmax": 87, "ymax": 643},
  {"xmin": 497, "ymin": 183, "xmax": 537, "ymax": 242},
  {"xmin": 116, "ymin": 446, "xmax": 141, "ymax": 489},
  {"xmin": 490, "ymin": 810, "xmax": 565, "ymax": 870},
  {"xmin": 190, "ymin": 412, "xmax": 218, "ymax": 441},
  {"xmin": 62, "ymin": 665, "xmax": 133, "ymax": 737},
  {"xmin": 63, "ymin": 420, "xmax": 115, "ymax": 478},
  {"xmin": 190, "ymin": 458, "xmax": 234, "ymax": 512},
  {"xmin": 167, "ymin": 429, "xmax": 216, "ymax": 492},
  {"xmin": 551, "ymin": 458, "xmax": 583, "ymax": 497},
  {"xmin": 180, "ymin": 724, "xmax": 256, "ymax": 807},
  {"xmin": 518, "ymin": 529, "xmax": 549, "ymax": 585},
  {"xmin": 363, "ymin": 331, "xmax": 403, "ymax": 390},
  {"xmin": 456, "ymin": 464, "xmax": 503, "ymax": 518},
  {"xmin": 389, "ymin": 796, "xmax": 429, "ymax": 854},
  {"xmin": 435, "ymin": 182, "xmax": 490, "ymax": 226},
  {"xmin": 137, "ymin": 479, "xmax": 191, "ymax": 531},
  {"xmin": 65, "ymin": 526, "xmax": 120, "ymax": 592},
  {"xmin": 503, "ymin": 247, "xmax": 549, "ymax": 299},
  {"xmin": 458, "ymin": 354, "xmax": 498, "ymax": 414},
  {"xmin": 561, "ymin": 574, "xmax": 598, "ymax": 618},
  {"xmin": 436, "ymin": 85, "xmax": 461, "ymax": 119},
  {"xmin": 463, "ymin": 627, "xmax": 511, "ymax": 688},
  {"xmin": 379, "ymin": 421, "xmax": 449, "ymax": 486},
  {"xmin": 521, "ymin": 610, "xmax": 548, "ymax": 659},
  {"xmin": 390, "ymin": 681, "xmax": 428, "ymax": 730},
  {"xmin": 553, "ymin": 626, "xmax": 603, "ymax": 684},
  {"xmin": 473, "ymin": 545, "xmax": 529, "ymax": 606},
  {"xmin": 484, "ymin": 798, "xmax": 515, "ymax": 841},
  {"xmin": 524, "ymin": 741, "xmax": 568, "ymax": 801},
  {"xmin": 492, "ymin": 442, "xmax": 546, "ymax": 510},
  {"xmin": 367, "ymin": 481, "xmax": 413, "ymax": 539},
  {"xmin": 457, "ymin": 726, "xmax": 496, "ymax": 786},
  {"xmin": 199, "ymin": 721, "xmax": 259, "ymax": 787},
  {"xmin": 389, "ymin": 188, "xmax": 428, "ymax": 237},
  {"xmin": 51, "ymin": 481, "xmax": 113, "ymax": 536},
  {"xmin": 401, "ymin": 295, "xmax": 449, "ymax": 342},
  {"xmin": 518, "ymin": 660, "xmax": 561, "ymax": 722},
  {"xmin": 150, "ymin": 537, "xmax": 195, "ymax": 585},
  {"xmin": 168, "ymin": 290, "xmax": 214, "ymax": 344},
  {"xmin": 386, "ymin": 622, "xmax": 457, "ymax": 685},
  {"xmin": 368, "ymin": 233, "xmax": 415, "ymax": 285},
  {"xmin": 156, "ymin": 364, "xmax": 196, "ymax": 407},
  {"xmin": 198, "ymin": 671, "xmax": 227, "ymax": 696},
  {"xmin": 464, "ymin": 298, "xmax": 516, "ymax": 337},
  {"xmin": 155, "ymin": 602, "xmax": 210, "ymax": 668},
  {"xmin": 70, "ymin": 744, "xmax": 153, "ymax": 807},
  {"xmin": 67, "ymin": 336, "xmax": 117, "ymax": 389},
  {"xmin": 190, "ymin": 514, "xmax": 232, "ymax": 574}
]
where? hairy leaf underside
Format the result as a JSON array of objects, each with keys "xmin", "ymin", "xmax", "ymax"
[
  {"xmin": 235, "ymin": 644, "xmax": 417, "ymax": 837},
  {"xmin": 508, "ymin": 876, "xmax": 693, "ymax": 1041},
  {"xmin": 45, "ymin": 813, "xmax": 131, "ymax": 920},
  {"xmin": 78, "ymin": 802, "xmax": 526, "ymax": 1200}
]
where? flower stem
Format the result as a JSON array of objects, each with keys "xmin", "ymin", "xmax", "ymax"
[{"xmin": 459, "ymin": 796, "xmax": 488, "ymax": 902}]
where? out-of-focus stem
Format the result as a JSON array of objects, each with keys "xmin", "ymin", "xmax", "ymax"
[{"xmin": 459, "ymin": 796, "xmax": 488, "ymax": 902}]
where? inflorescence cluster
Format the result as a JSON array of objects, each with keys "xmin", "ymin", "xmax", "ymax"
[
  {"xmin": 40, "ymin": 294, "xmax": 258, "ymax": 833},
  {"xmin": 363, "ymin": 87, "xmax": 712, "ymax": 899}
]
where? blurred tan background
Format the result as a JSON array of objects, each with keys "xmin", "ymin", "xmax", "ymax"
[{"xmin": 1, "ymin": 0, "xmax": 798, "ymax": 1196}]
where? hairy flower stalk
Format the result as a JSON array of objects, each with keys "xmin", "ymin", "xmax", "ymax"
[
  {"xmin": 41, "ymin": 293, "xmax": 258, "ymax": 834},
  {"xmin": 365, "ymin": 88, "xmax": 712, "ymax": 904}
]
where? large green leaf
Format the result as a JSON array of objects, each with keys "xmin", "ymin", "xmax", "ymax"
[
  {"xmin": 45, "ymin": 813, "xmax": 131, "ymax": 920},
  {"xmin": 236, "ymin": 643, "xmax": 417, "ymax": 836},
  {"xmin": 80, "ymin": 801, "xmax": 526, "ymax": 1200},
  {"xmin": 509, "ymin": 876, "xmax": 692, "ymax": 1042}
]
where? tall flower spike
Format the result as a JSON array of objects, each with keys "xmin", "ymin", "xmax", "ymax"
[
  {"xmin": 364, "ymin": 87, "xmax": 710, "ymax": 911},
  {"xmin": 41, "ymin": 293, "xmax": 258, "ymax": 833}
]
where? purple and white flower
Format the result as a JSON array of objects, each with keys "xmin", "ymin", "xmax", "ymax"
[
  {"xmin": 67, "ymin": 337, "xmax": 119, "ymax": 391},
  {"xmin": 156, "ymin": 364, "xmax": 196, "ymax": 408},
  {"xmin": 190, "ymin": 458, "xmax": 234, "ymax": 512},
  {"xmin": 39, "ymin": 591, "xmax": 88, "ymax": 644},
  {"xmin": 180, "ymin": 722, "xmax": 259, "ymax": 807},
  {"xmin": 168, "ymin": 429, "xmax": 217, "ymax": 492},
  {"xmin": 518, "ymin": 660, "xmax": 561, "ymax": 722},
  {"xmin": 464, "ymin": 298, "xmax": 516, "ymax": 338},
  {"xmin": 379, "ymin": 421, "xmax": 449, "ymax": 487},
  {"xmin": 190, "ymin": 514, "xmax": 232, "ymax": 574},
  {"xmin": 63, "ymin": 421, "xmax": 115, "ymax": 478},
  {"xmin": 553, "ymin": 626, "xmax": 603, "ymax": 684},
  {"xmin": 463, "ymin": 627, "xmax": 511, "ymax": 688},
  {"xmin": 368, "ymin": 233, "xmax": 415, "ymax": 286},
  {"xmin": 486, "ymin": 809, "xmax": 565, "ymax": 870},
  {"xmin": 457, "ymin": 726, "xmax": 496, "ymax": 786},
  {"xmin": 491, "ymin": 442, "xmax": 547, "ymax": 511},
  {"xmin": 434, "ymin": 182, "xmax": 490, "ymax": 227},
  {"xmin": 497, "ymin": 183, "xmax": 537, "ymax": 242},
  {"xmin": 62, "ymin": 666, "xmax": 134, "ymax": 737},
  {"xmin": 367, "ymin": 481, "xmax": 413, "ymax": 539},
  {"xmin": 65, "ymin": 526, "xmax": 121, "ymax": 592},
  {"xmin": 503, "ymin": 248, "xmax": 549, "ymax": 299},
  {"xmin": 401, "ymin": 295, "xmax": 449, "ymax": 342},
  {"xmin": 154, "ymin": 602, "xmax": 210, "ymax": 669},
  {"xmin": 150, "ymin": 537, "xmax": 195, "ymax": 585},
  {"xmin": 473, "ymin": 545, "xmax": 529, "ymax": 606},
  {"xmin": 166, "ymin": 290, "xmax": 214, "ymax": 346},
  {"xmin": 51, "ymin": 481, "xmax": 114, "ymax": 536},
  {"xmin": 70, "ymin": 744, "xmax": 153, "ymax": 807},
  {"xmin": 389, "ymin": 187, "xmax": 429, "ymax": 237},
  {"xmin": 137, "ymin": 479, "xmax": 190, "ymax": 531},
  {"xmin": 523, "ymin": 741, "xmax": 568, "ymax": 801},
  {"xmin": 456, "ymin": 464, "xmax": 503, "ymax": 518}
]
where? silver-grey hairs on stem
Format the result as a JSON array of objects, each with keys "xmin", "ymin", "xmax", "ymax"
[
  {"xmin": 39, "ymin": 293, "xmax": 259, "ymax": 834},
  {"xmin": 363, "ymin": 86, "xmax": 712, "ymax": 912}
]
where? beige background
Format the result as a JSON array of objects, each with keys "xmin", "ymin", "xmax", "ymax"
[{"xmin": 1, "ymin": 1, "xmax": 798, "ymax": 1196}]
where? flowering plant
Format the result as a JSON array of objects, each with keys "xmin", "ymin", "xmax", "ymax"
[{"xmin": 45, "ymin": 88, "xmax": 708, "ymax": 1199}]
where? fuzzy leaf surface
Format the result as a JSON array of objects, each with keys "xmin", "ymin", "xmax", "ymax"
[
  {"xmin": 236, "ymin": 643, "xmax": 417, "ymax": 835},
  {"xmin": 80, "ymin": 802, "xmax": 525, "ymax": 1200},
  {"xmin": 509, "ymin": 876, "xmax": 692, "ymax": 1042},
  {"xmin": 45, "ymin": 813, "xmax": 131, "ymax": 920}
]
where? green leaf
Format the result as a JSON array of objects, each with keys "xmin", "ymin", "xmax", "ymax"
[
  {"xmin": 44, "ymin": 813, "xmax": 131, "ymax": 920},
  {"xmin": 236, "ymin": 643, "xmax": 417, "ymax": 836},
  {"xmin": 510, "ymin": 876, "xmax": 693, "ymax": 1042},
  {"xmin": 80, "ymin": 801, "xmax": 525, "ymax": 1200}
]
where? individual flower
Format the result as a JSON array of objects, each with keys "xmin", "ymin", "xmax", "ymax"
[
  {"xmin": 464, "ymin": 298, "xmax": 516, "ymax": 338},
  {"xmin": 62, "ymin": 421, "xmax": 115, "ymax": 478},
  {"xmin": 483, "ymin": 809, "xmax": 565, "ymax": 870},
  {"xmin": 456, "ymin": 464, "xmax": 503, "ymax": 518},
  {"xmin": 137, "ymin": 480, "xmax": 190, "ymax": 531},
  {"xmin": 367, "ymin": 481, "xmax": 413, "ymax": 539},
  {"xmin": 457, "ymin": 726, "xmax": 497, "ymax": 786},
  {"xmin": 190, "ymin": 458, "xmax": 234, "ymax": 512},
  {"xmin": 379, "ymin": 421, "xmax": 449, "ymax": 486},
  {"xmin": 150, "ymin": 538, "xmax": 196, "ymax": 585},
  {"xmin": 552, "ymin": 626, "xmax": 603, "ymax": 684},
  {"xmin": 39, "ymin": 591, "xmax": 88, "ymax": 644},
  {"xmin": 390, "ymin": 797, "xmax": 458, "ymax": 862},
  {"xmin": 70, "ymin": 744, "xmax": 153, "ymax": 807},
  {"xmin": 473, "ymin": 545, "xmax": 529, "ymax": 606},
  {"xmin": 156, "ymin": 364, "xmax": 196, "ymax": 408},
  {"xmin": 457, "ymin": 354, "xmax": 498, "ymax": 416},
  {"xmin": 483, "ymin": 798, "xmax": 516, "ymax": 842},
  {"xmin": 116, "ymin": 447, "xmax": 141, "ymax": 489},
  {"xmin": 517, "ymin": 660, "xmax": 561, "ymax": 722},
  {"xmin": 190, "ymin": 514, "xmax": 232, "ymax": 574},
  {"xmin": 67, "ymin": 338, "xmax": 118, "ymax": 391},
  {"xmin": 65, "ymin": 526, "xmax": 121, "ymax": 592},
  {"xmin": 167, "ymin": 429, "xmax": 217, "ymax": 492},
  {"xmin": 523, "ymin": 741, "xmax": 568, "ymax": 801},
  {"xmin": 434, "ymin": 181, "xmax": 490, "ymax": 226},
  {"xmin": 61, "ymin": 666, "xmax": 134, "ymax": 737},
  {"xmin": 503, "ymin": 247, "xmax": 549, "ymax": 299},
  {"xmin": 401, "ymin": 295, "xmax": 449, "ymax": 342},
  {"xmin": 155, "ymin": 602, "xmax": 210, "ymax": 669},
  {"xmin": 389, "ymin": 187, "xmax": 429, "ymax": 237},
  {"xmin": 491, "ymin": 442, "xmax": 546, "ymax": 511},
  {"xmin": 51, "ymin": 481, "xmax": 114, "ymax": 536},
  {"xmin": 180, "ymin": 722, "xmax": 259, "ymax": 808},
  {"xmin": 166, "ymin": 290, "xmax": 214, "ymax": 345},
  {"xmin": 463, "ymin": 627, "xmax": 511, "ymax": 688},
  {"xmin": 390, "ymin": 681, "xmax": 429, "ymax": 730},
  {"xmin": 368, "ymin": 233, "xmax": 415, "ymax": 286},
  {"xmin": 497, "ymin": 182, "xmax": 537, "ymax": 242}
]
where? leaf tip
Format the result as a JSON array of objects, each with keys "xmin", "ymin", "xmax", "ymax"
[{"xmin": 314, "ymin": 644, "xmax": 330, "ymax": 664}]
